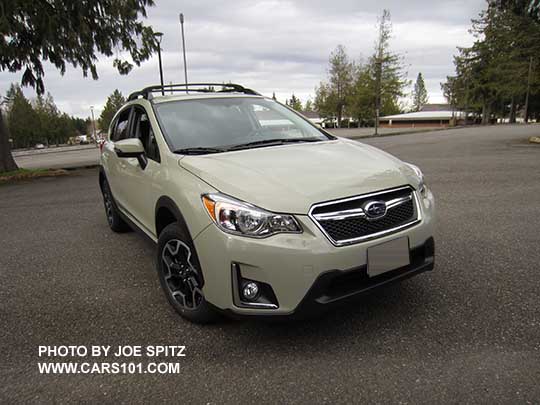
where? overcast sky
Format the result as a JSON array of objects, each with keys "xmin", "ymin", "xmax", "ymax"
[{"xmin": 0, "ymin": 0, "xmax": 487, "ymax": 118}]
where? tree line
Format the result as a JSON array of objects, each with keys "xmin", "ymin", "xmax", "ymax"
[
  {"xmin": 2, "ymin": 84, "xmax": 89, "ymax": 149},
  {"xmin": 442, "ymin": 0, "xmax": 540, "ymax": 123},
  {"xmin": 0, "ymin": 84, "xmax": 130, "ymax": 150}
]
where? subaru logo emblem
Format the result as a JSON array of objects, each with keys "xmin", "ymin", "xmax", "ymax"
[{"xmin": 363, "ymin": 200, "xmax": 387, "ymax": 220}]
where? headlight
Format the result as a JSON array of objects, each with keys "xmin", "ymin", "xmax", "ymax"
[
  {"xmin": 404, "ymin": 162, "xmax": 427, "ymax": 195},
  {"xmin": 202, "ymin": 193, "xmax": 302, "ymax": 237}
]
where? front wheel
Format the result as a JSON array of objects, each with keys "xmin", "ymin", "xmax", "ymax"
[{"xmin": 157, "ymin": 223, "xmax": 218, "ymax": 324}]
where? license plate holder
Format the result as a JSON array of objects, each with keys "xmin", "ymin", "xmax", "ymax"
[{"xmin": 367, "ymin": 237, "xmax": 410, "ymax": 277}]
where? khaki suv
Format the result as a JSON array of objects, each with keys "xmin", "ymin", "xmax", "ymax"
[{"xmin": 99, "ymin": 83, "xmax": 435, "ymax": 323}]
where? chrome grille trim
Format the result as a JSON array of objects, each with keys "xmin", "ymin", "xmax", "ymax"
[
  {"xmin": 313, "ymin": 208, "xmax": 366, "ymax": 221},
  {"xmin": 386, "ymin": 194, "xmax": 413, "ymax": 209},
  {"xmin": 308, "ymin": 186, "xmax": 422, "ymax": 247},
  {"xmin": 312, "ymin": 194, "xmax": 412, "ymax": 222}
]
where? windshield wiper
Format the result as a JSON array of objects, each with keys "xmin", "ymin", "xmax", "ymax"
[
  {"xmin": 173, "ymin": 147, "xmax": 226, "ymax": 155},
  {"xmin": 226, "ymin": 137, "xmax": 322, "ymax": 151}
]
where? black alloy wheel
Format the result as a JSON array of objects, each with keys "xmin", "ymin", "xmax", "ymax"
[
  {"xmin": 157, "ymin": 223, "xmax": 218, "ymax": 324},
  {"xmin": 161, "ymin": 239, "xmax": 204, "ymax": 310}
]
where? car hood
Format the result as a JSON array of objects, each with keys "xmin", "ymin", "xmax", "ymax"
[{"xmin": 179, "ymin": 138, "xmax": 420, "ymax": 214}]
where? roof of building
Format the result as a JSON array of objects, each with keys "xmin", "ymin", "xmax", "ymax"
[
  {"xmin": 420, "ymin": 103, "xmax": 451, "ymax": 112},
  {"xmin": 380, "ymin": 110, "xmax": 464, "ymax": 121},
  {"xmin": 301, "ymin": 111, "xmax": 321, "ymax": 119}
]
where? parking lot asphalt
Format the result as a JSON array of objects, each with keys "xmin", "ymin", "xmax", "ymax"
[{"xmin": 1, "ymin": 125, "xmax": 540, "ymax": 403}]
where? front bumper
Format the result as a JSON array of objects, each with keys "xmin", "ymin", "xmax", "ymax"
[
  {"xmin": 222, "ymin": 237, "xmax": 434, "ymax": 320},
  {"xmin": 193, "ymin": 189, "xmax": 435, "ymax": 317}
]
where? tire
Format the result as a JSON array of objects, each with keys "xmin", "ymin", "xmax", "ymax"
[
  {"xmin": 157, "ymin": 222, "xmax": 218, "ymax": 324},
  {"xmin": 100, "ymin": 179, "xmax": 130, "ymax": 233}
]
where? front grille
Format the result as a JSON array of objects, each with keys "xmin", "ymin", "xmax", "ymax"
[{"xmin": 310, "ymin": 186, "xmax": 419, "ymax": 246}]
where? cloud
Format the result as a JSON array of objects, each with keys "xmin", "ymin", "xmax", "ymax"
[{"xmin": 0, "ymin": 0, "xmax": 486, "ymax": 117}]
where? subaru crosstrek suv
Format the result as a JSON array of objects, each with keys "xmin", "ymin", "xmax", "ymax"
[{"xmin": 99, "ymin": 83, "xmax": 435, "ymax": 323}]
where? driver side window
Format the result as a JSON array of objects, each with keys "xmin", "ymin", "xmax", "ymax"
[{"xmin": 130, "ymin": 106, "xmax": 160, "ymax": 163}]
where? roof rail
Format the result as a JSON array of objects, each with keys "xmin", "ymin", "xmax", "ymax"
[{"xmin": 127, "ymin": 83, "xmax": 261, "ymax": 101}]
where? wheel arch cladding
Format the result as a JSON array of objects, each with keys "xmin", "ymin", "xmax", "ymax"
[{"xmin": 155, "ymin": 196, "xmax": 191, "ymax": 238}]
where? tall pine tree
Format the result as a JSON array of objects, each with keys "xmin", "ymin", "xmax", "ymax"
[
  {"xmin": 6, "ymin": 85, "xmax": 41, "ymax": 149},
  {"xmin": 99, "ymin": 90, "xmax": 126, "ymax": 133},
  {"xmin": 372, "ymin": 10, "xmax": 409, "ymax": 131},
  {"xmin": 412, "ymin": 73, "xmax": 429, "ymax": 111},
  {"xmin": 286, "ymin": 94, "xmax": 303, "ymax": 111}
]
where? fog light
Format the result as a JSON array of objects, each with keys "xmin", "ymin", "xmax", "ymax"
[{"xmin": 242, "ymin": 282, "xmax": 259, "ymax": 301}]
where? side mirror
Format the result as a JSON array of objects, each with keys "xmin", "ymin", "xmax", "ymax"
[{"xmin": 114, "ymin": 138, "xmax": 148, "ymax": 169}]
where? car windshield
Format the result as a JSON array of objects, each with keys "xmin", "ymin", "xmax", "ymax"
[{"xmin": 153, "ymin": 97, "xmax": 332, "ymax": 153}]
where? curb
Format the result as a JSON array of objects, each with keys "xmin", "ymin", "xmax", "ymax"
[
  {"xmin": 12, "ymin": 144, "xmax": 98, "ymax": 157},
  {"xmin": 0, "ymin": 169, "xmax": 70, "ymax": 185},
  {"xmin": 62, "ymin": 164, "xmax": 101, "ymax": 171},
  {"xmin": 1, "ymin": 165, "xmax": 100, "ymax": 184}
]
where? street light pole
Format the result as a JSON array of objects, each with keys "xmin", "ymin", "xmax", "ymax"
[
  {"xmin": 179, "ymin": 13, "xmax": 189, "ymax": 88},
  {"xmin": 90, "ymin": 106, "xmax": 96, "ymax": 145},
  {"xmin": 154, "ymin": 32, "xmax": 165, "ymax": 95}
]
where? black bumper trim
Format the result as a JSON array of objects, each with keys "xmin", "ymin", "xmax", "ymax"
[{"xmin": 217, "ymin": 237, "xmax": 435, "ymax": 320}]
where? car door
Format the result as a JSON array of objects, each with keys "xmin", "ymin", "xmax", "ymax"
[
  {"xmin": 117, "ymin": 104, "xmax": 163, "ymax": 236},
  {"xmin": 104, "ymin": 106, "xmax": 133, "ymax": 211}
]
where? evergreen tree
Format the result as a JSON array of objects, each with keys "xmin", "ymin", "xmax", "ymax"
[
  {"xmin": 71, "ymin": 117, "xmax": 88, "ymax": 134},
  {"xmin": 412, "ymin": 73, "xmax": 429, "ymax": 111},
  {"xmin": 34, "ymin": 93, "xmax": 61, "ymax": 145},
  {"xmin": 347, "ymin": 11, "xmax": 408, "ymax": 126},
  {"xmin": 286, "ymin": 94, "xmax": 303, "ymax": 111},
  {"xmin": 99, "ymin": 90, "xmax": 126, "ymax": 133},
  {"xmin": 348, "ymin": 64, "xmax": 377, "ymax": 126},
  {"xmin": 314, "ymin": 45, "xmax": 355, "ymax": 126},
  {"xmin": 314, "ymin": 82, "xmax": 337, "ymax": 120},
  {"xmin": 372, "ymin": 10, "xmax": 409, "ymax": 128},
  {"xmin": 443, "ymin": 2, "xmax": 540, "ymax": 123},
  {"xmin": 7, "ymin": 85, "xmax": 40, "ymax": 148},
  {"xmin": 0, "ymin": 106, "xmax": 17, "ymax": 171}
]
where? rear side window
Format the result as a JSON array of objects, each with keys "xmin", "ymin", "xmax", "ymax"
[{"xmin": 111, "ymin": 108, "xmax": 131, "ymax": 141}]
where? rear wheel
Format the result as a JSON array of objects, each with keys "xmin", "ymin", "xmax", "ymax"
[
  {"xmin": 100, "ymin": 179, "xmax": 130, "ymax": 232},
  {"xmin": 157, "ymin": 223, "xmax": 218, "ymax": 324}
]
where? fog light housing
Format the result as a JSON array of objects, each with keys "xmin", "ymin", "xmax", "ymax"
[
  {"xmin": 242, "ymin": 282, "xmax": 259, "ymax": 301},
  {"xmin": 231, "ymin": 263, "xmax": 279, "ymax": 309}
]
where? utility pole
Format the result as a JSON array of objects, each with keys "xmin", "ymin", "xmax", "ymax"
[
  {"xmin": 90, "ymin": 106, "xmax": 97, "ymax": 146},
  {"xmin": 179, "ymin": 13, "xmax": 189, "ymax": 88},
  {"xmin": 524, "ymin": 56, "xmax": 533, "ymax": 124}
]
